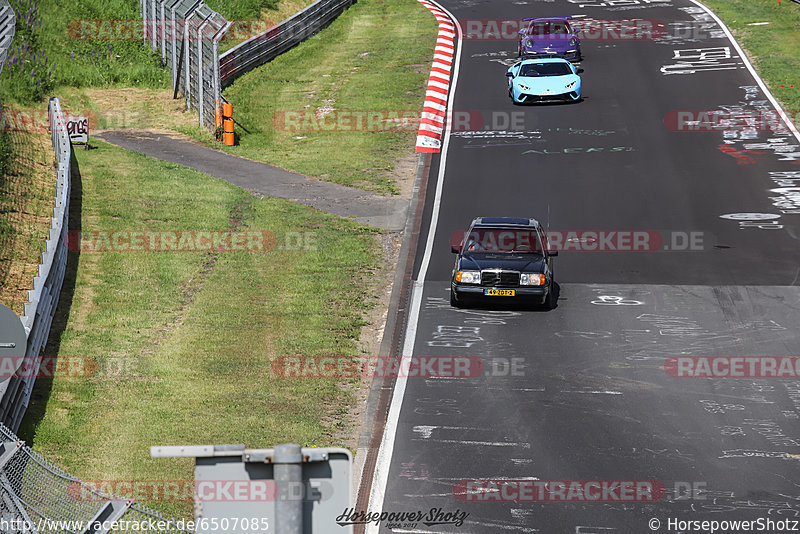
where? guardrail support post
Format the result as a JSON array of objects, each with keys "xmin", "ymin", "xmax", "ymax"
[{"xmin": 274, "ymin": 443, "xmax": 303, "ymax": 534}]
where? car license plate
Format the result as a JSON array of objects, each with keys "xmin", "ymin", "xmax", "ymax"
[{"xmin": 485, "ymin": 288, "xmax": 515, "ymax": 297}]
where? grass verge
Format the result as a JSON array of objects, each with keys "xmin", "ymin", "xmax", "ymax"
[
  {"xmin": 19, "ymin": 139, "xmax": 381, "ymax": 519},
  {"xmin": 217, "ymin": 0, "xmax": 437, "ymax": 194},
  {"xmin": 700, "ymin": 0, "xmax": 800, "ymax": 118},
  {"xmin": 1, "ymin": 0, "xmax": 316, "ymax": 103}
]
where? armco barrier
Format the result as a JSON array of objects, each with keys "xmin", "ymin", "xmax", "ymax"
[
  {"xmin": 141, "ymin": 0, "xmax": 356, "ymax": 130},
  {"xmin": 0, "ymin": 97, "xmax": 70, "ymax": 432},
  {"xmin": 0, "ymin": 422, "xmax": 190, "ymax": 534},
  {"xmin": 220, "ymin": 0, "xmax": 356, "ymax": 88}
]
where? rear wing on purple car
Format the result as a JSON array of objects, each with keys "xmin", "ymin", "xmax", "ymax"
[{"xmin": 521, "ymin": 16, "xmax": 573, "ymax": 21}]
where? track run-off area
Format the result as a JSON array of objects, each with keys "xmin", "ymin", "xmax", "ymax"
[{"xmin": 364, "ymin": 0, "xmax": 800, "ymax": 532}]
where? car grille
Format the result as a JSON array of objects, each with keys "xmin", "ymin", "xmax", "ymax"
[
  {"xmin": 523, "ymin": 92, "xmax": 574, "ymax": 102},
  {"xmin": 481, "ymin": 270, "xmax": 520, "ymax": 287}
]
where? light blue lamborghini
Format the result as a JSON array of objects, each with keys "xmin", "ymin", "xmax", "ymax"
[{"xmin": 506, "ymin": 57, "xmax": 583, "ymax": 104}]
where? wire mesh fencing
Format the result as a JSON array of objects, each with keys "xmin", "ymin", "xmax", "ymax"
[{"xmin": 0, "ymin": 423, "xmax": 190, "ymax": 534}]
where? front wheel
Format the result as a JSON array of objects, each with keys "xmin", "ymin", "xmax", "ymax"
[
  {"xmin": 450, "ymin": 289, "xmax": 463, "ymax": 308},
  {"xmin": 543, "ymin": 284, "xmax": 556, "ymax": 309}
]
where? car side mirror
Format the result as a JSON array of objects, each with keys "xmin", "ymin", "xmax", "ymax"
[
  {"xmin": 575, "ymin": 67, "xmax": 584, "ymax": 74},
  {"xmin": 451, "ymin": 243, "xmax": 461, "ymax": 253},
  {"xmin": 549, "ymin": 250, "xmax": 559, "ymax": 257},
  {"xmin": 506, "ymin": 72, "xmax": 514, "ymax": 77}
]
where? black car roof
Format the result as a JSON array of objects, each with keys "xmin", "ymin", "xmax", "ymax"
[{"xmin": 473, "ymin": 217, "xmax": 540, "ymax": 228}]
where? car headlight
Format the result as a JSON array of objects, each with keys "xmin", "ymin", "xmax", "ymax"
[
  {"xmin": 569, "ymin": 37, "xmax": 578, "ymax": 46},
  {"xmin": 520, "ymin": 273, "xmax": 545, "ymax": 286},
  {"xmin": 456, "ymin": 270, "xmax": 480, "ymax": 284},
  {"xmin": 565, "ymin": 81, "xmax": 577, "ymax": 89},
  {"xmin": 519, "ymin": 84, "xmax": 531, "ymax": 91}
]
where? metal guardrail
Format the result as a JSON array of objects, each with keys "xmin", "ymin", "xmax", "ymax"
[
  {"xmin": 142, "ymin": 0, "xmax": 356, "ymax": 130},
  {"xmin": 0, "ymin": 98, "xmax": 70, "ymax": 433},
  {"xmin": 220, "ymin": 0, "xmax": 356, "ymax": 88},
  {"xmin": 0, "ymin": 422, "xmax": 190, "ymax": 534}
]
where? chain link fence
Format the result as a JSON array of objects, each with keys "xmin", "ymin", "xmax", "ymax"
[
  {"xmin": 0, "ymin": 423, "xmax": 190, "ymax": 534},
  {"xmin": 142, "ymin": 0, "xmax": 356, "ymax": 131},
  {"xmin": 141, "ymin": 0, "xmax": 229, "ymax": 128},
  {"xmin": 0, "ymin": 0, "xmax": 13, "ymax": 71}
]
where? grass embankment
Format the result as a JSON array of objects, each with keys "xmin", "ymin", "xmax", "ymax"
[
  {"xmin": 20, "ymin": 140, "xmax": 379, "ymax": 519},
  {"xmin": 701, "ymin": 0, "xmax": 800, "ymax": 117},
  {"xmin": 1, "ymin": 0, "xmax": 313, "ymax": 103},
  {"xmin": 0, "ymin": 117, "xmax": 57, "ymax": 314},
  {"xmin": 6, "ymin": 0, "xmax": 435, "ymax": 519},
  {"xmin": 218, "ymin": 0, "xmax": 437, "ymax": 194}
]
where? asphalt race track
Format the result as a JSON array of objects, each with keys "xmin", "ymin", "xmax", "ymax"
[{"xmin": 369, "ymin": 0, "xmax": 800, "ymax": 532}]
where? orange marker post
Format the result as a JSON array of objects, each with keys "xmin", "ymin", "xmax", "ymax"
[{"xmin": 222, "ymin": 102, "xmax": 234, "ymax": 146}]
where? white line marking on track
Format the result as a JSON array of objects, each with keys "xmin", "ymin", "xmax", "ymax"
[
  {"xmin": 412, "ymin": 438, "xmax": 532, "ymax": 447},
  {"xmin": 560, "ymin": 390, "xmax": 623, "ymax": 395},
  {"xmin": 366, "ymin": 2, "xmax": 463, "ymax": 531},
  {"xmin": 463, "ymin": 521, "xmax": 540, "ymax": 533},
  {"xmin": 412, "ymin": 425, "xmax": 488, "ymax": 438},
  {"xmin": 689, "ymin": 0, "xmax": 800, "ymax": 141}
]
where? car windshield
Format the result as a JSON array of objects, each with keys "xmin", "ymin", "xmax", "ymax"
[
  {"xmin": 519, "ymin": 62, "xmax": 573, "ymax": 77},
  {"xmin": 462, "ymin": 228, "xmax": 544, "ymax": 254},
  {"xmin": 528, "ymin": 21, "xmax": 570, "ymax": 36}
]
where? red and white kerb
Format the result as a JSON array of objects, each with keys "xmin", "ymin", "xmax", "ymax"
[{"xmin": 416, "ymin": 0, "xmax": 456, "ymax": 153}]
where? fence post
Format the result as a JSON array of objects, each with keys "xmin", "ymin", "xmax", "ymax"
[
  {"xmin": 149, "ymin": 0, "xmax": 156, "ymax": 48},
  {"xmin": 170, "ymin": 0, "xmax": 180, "ymax": 95},
  {"xmin": 184, "ymin": 12, "xmax": 192, "ymax": 110},
  {"xmin": 159, "ymin": 0, "xmax": 166, "ymax": 63},
  {"xmin": 197, "ymin": 16, "xmax": 212, "ymax": 127}
]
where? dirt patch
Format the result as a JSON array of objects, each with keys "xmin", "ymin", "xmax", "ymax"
[
  {"xmin": 405, "ymin": 63, "xmax": 432, "ymax": 75},
  {"xmin": 391, "ymin": 154, "xmax": 418, "ymax": 199},
  {"xmin": 61, "ymin": 87, "xmax": 201, "ymax": 135}
]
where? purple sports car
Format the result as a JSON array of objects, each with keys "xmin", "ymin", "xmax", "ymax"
[{"xmin": 517, "ymin": 17, "xmax": 582, "ymax": 62}]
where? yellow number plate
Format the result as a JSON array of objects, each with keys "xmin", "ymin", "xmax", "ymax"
[{"xmin": 485, "ymin": 288, "xmax": 515, "ymax": 297}]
